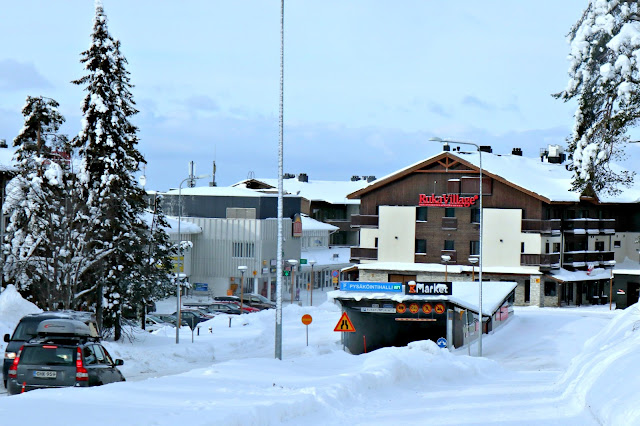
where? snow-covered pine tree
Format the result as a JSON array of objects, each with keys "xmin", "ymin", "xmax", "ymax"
[
  {"xmin": 3, "ymin": 96, "xmax": 88, "ymax": 309},
  {"xmin": 72, "ymin": 1, "xmax": 148, "ymax": 340},
  {"xmin": 555, "ymin": 1, "xmax": 638, "ymax": 195}
]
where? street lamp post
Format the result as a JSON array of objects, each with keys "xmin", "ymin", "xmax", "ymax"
[
  {"xmin": 176, "ymin": 173, "xmax": 209, "ymax": 345},
  {"xmin": 275, "ymin": 0, "xmax": 285, "ymax": 361},
  {"xmin": 238, "ymin": 265, "xmax": 248, "ymax": 313},
  {"xmin": 469, "ymin": 257, "xmax": 478, "ymax": 281},
  {"xmin": 430, "ymin": 137, "xmax": 484, "ymax": 356},
  {"xmin": 288, "ymin": 259, "xmax": 298, "ymax": 303},
  {"xmin": 441, "ymin": 255, "xmax": 451, "ymax": 281},
  {"xmin": 609, "ymin": 261, "xmax": 616, "ymax": 310},
  {"xmin": 309, "ymin": 259, "xmax": 317, "ymax": 306}
]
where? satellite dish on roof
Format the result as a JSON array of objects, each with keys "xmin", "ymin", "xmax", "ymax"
[{"xmin": 139, "ymin": 175, "xmax": 147, "ymax": 188}]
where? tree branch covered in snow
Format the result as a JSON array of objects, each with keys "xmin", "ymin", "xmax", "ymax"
[{"xmin": 555, "ymin": 0, "xmax": 638, "ymax": 195}]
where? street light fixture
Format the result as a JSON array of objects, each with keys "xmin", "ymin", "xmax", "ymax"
[
  {"xmin": 288, "ymin": 259, "xmax": 299, "ymax": 303},
  {"xmin": 238, "ymin": 265, "xmax": 248, "ymax": 313},
  {"xmin": 469, "ymin": 257, "xmax": 478, "ymax": 281},
  {"xmin": 309, "ymin": 259, "xmax": 317, "ymax": 306},
  {"xmin": 441, "ymin": 255, "xmax": 451, "ymax": 281},
  {"xmin": 430, "ymin": 136, "xmax": 484, "ymax": 357},
  {"xmin": 176, "ymin": 173, "xmax": 210, "ymax": 345}
]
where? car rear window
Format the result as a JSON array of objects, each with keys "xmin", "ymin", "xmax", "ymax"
[{"xmin": 20, "ymin": 346, "xmax": 76, "ymax": 366}]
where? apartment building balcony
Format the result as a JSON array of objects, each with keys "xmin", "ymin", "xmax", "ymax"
[
  {"xmin": 350, "ymin": 247, "xmax": 378, "ymax": 261},
  {"xmin": 441, "ymin": 217, "xmax": 457, "ymax": 230},
  {"xmin": 324, "ymin": 219, "xmax": 352, "ymax": 232},
  {"xmin": 563, "ymin": 251, "xmax": 615, "ymax": 267},
  {"xmin": 521, "ymin": 219, "xmax": 561, "ymax": 235},
  {"xmin": 350, "ymin": 214, "xmax": 379, "ymax": 228},
  {"xmin": 563, "ymin": 218, "xmax": 616, "ymax": 235},
  {"xmin": 520, "ymin": 253, "xmax": 560, "ymax": 268}
]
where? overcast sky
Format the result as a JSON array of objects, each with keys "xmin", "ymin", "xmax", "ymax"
[{"xmin": 0, "ymin": 1, "xmax": 613, "ymax": 191}]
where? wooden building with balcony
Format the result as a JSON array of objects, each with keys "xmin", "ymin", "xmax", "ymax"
[{"xmin": 346, "ymin": 145, "xmax": 640, "ymax": 308}]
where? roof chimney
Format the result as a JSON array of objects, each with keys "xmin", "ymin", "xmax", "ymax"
[
  {"xmin": 442, "ymin": 143, "xmax": 450, "ymax": 152},
  {"xmin": 366, "ymin": 176, "xmax": 376, "ymax": 182},
  {"xmin": 351, "ymin": 175, "xmax": 362, "ymax": 181},
  {"xmin": 479, "ymin": 145, "xmax": 492, "ymax": 153},
  {"xmin": 512, "ymin": 148, "xmax": 522, "ymax": 156},
  {"xmin": 298, "ymin": 173, "xmax": 308, "ymax": 182}
]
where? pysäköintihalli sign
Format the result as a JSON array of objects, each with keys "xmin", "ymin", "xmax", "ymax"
[{"xmin": 418, "ymin": 193, "xmax": 478, "ymax": 207}]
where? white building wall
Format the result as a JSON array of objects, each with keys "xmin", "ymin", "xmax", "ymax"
[
  {"xmin": 360, "ymin": 228, "xmax": 379, "ymax": 248},
  {"xmin": 483, "ymin": 208, "xmax": 540, "ymax": 267},
  {"xmin": 612, "ymin": 232, "xmax": 640, "ymax": 262},
  {"xmin": 378, "ymin": 206, "xmax": 415, "ymax": 263}
]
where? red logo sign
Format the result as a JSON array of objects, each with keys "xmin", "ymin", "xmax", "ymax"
[{"xmin": 418, "ymin": 193, "xmax": 478, "ymax": 207}]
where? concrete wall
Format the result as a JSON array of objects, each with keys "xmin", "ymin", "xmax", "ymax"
[{"xmin": 378, "ymin": 206, "xmax": 416, "ymax": 263}]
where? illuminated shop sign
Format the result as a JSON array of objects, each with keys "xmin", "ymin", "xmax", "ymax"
[
  {"xmin": 418, "ymin": 193, "xmax": 478, "ymax": 207},
  {"xmin": 405, "ymin": 282, "xmax": 453, "ymax": 296}
]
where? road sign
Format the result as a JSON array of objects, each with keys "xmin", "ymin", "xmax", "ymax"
[
  {"xmin": 422, "ymin": 303, "xmax": 432, "ymax": 314},
  {"xmin": 434, "ymin": 303, "xmax": 446, "ymax": 314},
  {"xmin": 332, "ymin": 270, "xmax": 339, "ymax": 277},
  {"xmin": 301, "ymin": 314, "xmax": 312, "ymax": 325},
  {"xmin": 334, "ymin": 312, "xmax": 356, "ymax": 332},
  {"xmin": 361, "ymin": 307, "xmax": 396, "ymax": 313},
  {"xmin": 409, "ymin": 303, "xmax": 419, "ymax": 314},
  {"xmin": 396, "ymin": 303, "xmax": 406, "ymax": 314},
  {"xmin": 436, "ymin": 337, "xmax": 447, "ymax": 348},
  {"xmin": 300, "ymin": 259, "xmax": 307, "ymax": 265}
]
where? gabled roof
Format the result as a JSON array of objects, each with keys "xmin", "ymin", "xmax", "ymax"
[
  {"xmin": 233, "ymin": 177, "xmax": 369, "ymax": 205},
  {"xmin": 348, "ymin": 151, "xmax": 640, "ymax": 204}
]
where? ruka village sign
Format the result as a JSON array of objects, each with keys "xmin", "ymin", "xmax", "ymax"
[{"xmin": 418, "ymin": 193, "xmax": 479, "ymax": 207}]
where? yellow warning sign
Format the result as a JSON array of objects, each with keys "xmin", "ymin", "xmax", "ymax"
[{"xmin": 334, "ymin": 312, "xmax": 356, "ymax": 333}]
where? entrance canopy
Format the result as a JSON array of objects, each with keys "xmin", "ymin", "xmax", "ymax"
[{"xmin": 329, "ymin": 281, "xmax": 516, "ymax": 317}]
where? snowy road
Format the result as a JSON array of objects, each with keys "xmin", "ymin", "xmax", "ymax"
[{"xmin": 0, "ymin": 294, "xmax": 623, "ymax": 425}]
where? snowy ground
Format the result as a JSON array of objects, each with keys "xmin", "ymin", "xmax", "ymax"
[{"xmin": 0, "ymin": 285, "xmax": 639, "ymax": 425}]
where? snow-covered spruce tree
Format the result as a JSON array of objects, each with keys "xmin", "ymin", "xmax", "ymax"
[
  {"xmin": 3, "ymin": 96, "xmax": 90, "ymax": 309},
  {"xmin": 555, "ymin": 0, "xmax": 638, "ymax": 196},
  {"xmin": 72, "ymin": 2, "xmax": 158, "ymax": 340}
]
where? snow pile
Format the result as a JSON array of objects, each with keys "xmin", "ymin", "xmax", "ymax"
[
  {"xmin": 559, "ymin": 303, "xmax": 640, "ymax": 424},
  {"xmin": 0, "ymin": 285, "xmax": 41, "ymax": 341}
]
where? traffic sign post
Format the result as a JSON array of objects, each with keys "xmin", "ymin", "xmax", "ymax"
[
  {"xmin": 301, "ymin": 314, "xmax": 312, "ymax": 346},
  {"xmin": 334, "ymin": 311, "xmax": 355, "ymax": 352}
]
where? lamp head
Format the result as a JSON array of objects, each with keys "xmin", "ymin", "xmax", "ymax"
[
  {"xmin": 309, "ymin": 259, "xmax": 317, "ymax": 266},
  {"xmin": 287, "ymin": 259, "xmax": 299, "ymax": 266},
  {"xmin": 441, "ymin": 255, "xmax": 451, "ymax": 262},
  {"xmin": 237, "ymin": 265, "xmax": 248, "ymax": 272},
  {"xmin": 468, "ymin": 257, "xmax": 479, "ymax": 265}
]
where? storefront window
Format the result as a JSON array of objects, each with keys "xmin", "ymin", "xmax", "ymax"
[{"xmin": 544, "ymin": 281, "xmax": 556, "ymax": 297}]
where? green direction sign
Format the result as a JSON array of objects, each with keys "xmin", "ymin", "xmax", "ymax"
[{"xmin": 300, "ymin": 259, "xmax": 307, "ymax": 264}]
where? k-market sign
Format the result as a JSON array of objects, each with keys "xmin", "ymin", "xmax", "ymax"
[
  {"xmin": 418, "ymin": 193, "xmax": 478, "ymax": 207},
  {"xmin": 405, "ymin": 282, "xmax": 452, "ymax": 296}
]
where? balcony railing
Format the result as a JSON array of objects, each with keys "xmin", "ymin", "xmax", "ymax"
[
  {"xmin": 563, "ymin": 218, "xmax": 616, "ymax": 234},
  {"xmin": 563, "ymin": 251, "xmax": 615, "ymax": 266},
  {"xmin": 520, "ymin": 253, "xmax": 560, "ymax": 268},
  {"xmin": 442, "ymin": 217, "xmax": 457, "ymax": 230},
  {"xmin": 521, "ymin": 219, "xmax": 561, "ymax": 234},
  {"xmin": 350, "ymin": 214, "xmax": 378, "ymax": 228},
  {"xmin": 350, "ymin": 247, "xmax": 378, "ymax": 261}
]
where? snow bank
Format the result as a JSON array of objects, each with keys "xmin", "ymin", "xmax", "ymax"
[
  {"xmin": 0, "ymin": 285, "xmax": 41, "ymax": 342},
  {"xmin": 559, "ymin": 303, "xmax": 640, "ymax": 425}
]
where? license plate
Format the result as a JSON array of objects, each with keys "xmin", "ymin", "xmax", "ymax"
[{"xmin": 34, "ymin": 370, "xmax": 57, "ymax": 379}]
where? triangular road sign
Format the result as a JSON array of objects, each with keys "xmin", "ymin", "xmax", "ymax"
[{"xmin": 334, "ymin": 312, "xmax": 356, "ymax": 332}]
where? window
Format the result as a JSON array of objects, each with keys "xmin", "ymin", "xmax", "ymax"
[
  {"xmin": 566, "ymin": 210, "xmax": 576, "ymax": 219},
  {"xmin": 374, "ymin": 237, "xmax": 378, "ymax": 248},
  {"xmin": 444, "ymin": 240, "xmax": 455, "ymax": 251},
  {"xmin": 614, "ymin": 240, "xmax": 621, "ymax": 248},
  {"xmin": 553, "ymin": 242, "xmax": 560, "ymax": 253},
  {"xmin": 470, "ymin": 208, "xmax": 480, "ymax": 223},
  {"xmin": 545, "ymin": 242, "xmax": 550, "ymax": 254},
  {"xmin": 521, "ymin": 242, "xmax": 525, "ymax": 253},
  {"xmin": 445, "ymin": 208, "xmax": 456, "ymax": 218},
  {"xmin": 416, "ymin": 207, "xmax": 428, "ymax": 221},
  {"xmin": 415, "ymin": 239, "xmax": 427, "ymax": 254},
  {"xmin": 595, "ymin": 241, "xmax": 605, "ymax": 251},
  {"xmin": 469, "ymin": 240, "xmax": 479, "ymax": 256},
  {"xmin": 232, "ymin": 242, "xmax": 255, "ymax": 258},
  {"xmin": 544, "ymin": 281, "xmax": 557, "ymax": 297}
]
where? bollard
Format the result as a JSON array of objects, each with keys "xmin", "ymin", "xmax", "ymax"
[
  {"xmin": 209, "ymin": 327, "xmax": 212, "ymax": 334},
  {"xmin": 229, "ymin": 317, "xmax": 232, "ymax": 328},
  {"xmin": 363, "ymin": 335, "xmax": 367, "ymax": 353},
  {"xmin": 197, "ymin": 326, "xmax": 200, "ymax": 336}
]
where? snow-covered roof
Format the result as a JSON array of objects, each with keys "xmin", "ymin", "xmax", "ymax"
[
  {"xmin": 233, "ymin": 177, "xmax": 369, "ymax": 205},
  {"xmin": 549, "ymin": 267, "xmax": 613, "ymax": 283},
  {"xmin": 301, "ymin": 214, "xmax": 338, "ymax": 232},
  {"xmin": 351, "ymin": 151, "xmax": 640, "ymax": 204},
  {"xmin": 329, "ymin": 280, "xmax": 517, "ymax": 317},
  {"xmin": 611, "ymin": 257, "xmax": 640, "ymax": 276},
  {"xmin": 163, "ymin": 185, "xmax": 295, "ymax": 198},
  {"xmin": 355, "ymin": 261, "xmax": 542, "ymax": 276},
  {"xmin": 144, "ymin": 213, "xmax": 202, "ymax": 235},
  {"xmin": 299, "ymin": 246, "xmax": 352, "ymax": 268}
]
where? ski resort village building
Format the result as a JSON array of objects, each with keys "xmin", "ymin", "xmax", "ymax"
[{"xmin": 345, "ymin": 145, "xmax": 640, "ymax": 309}]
